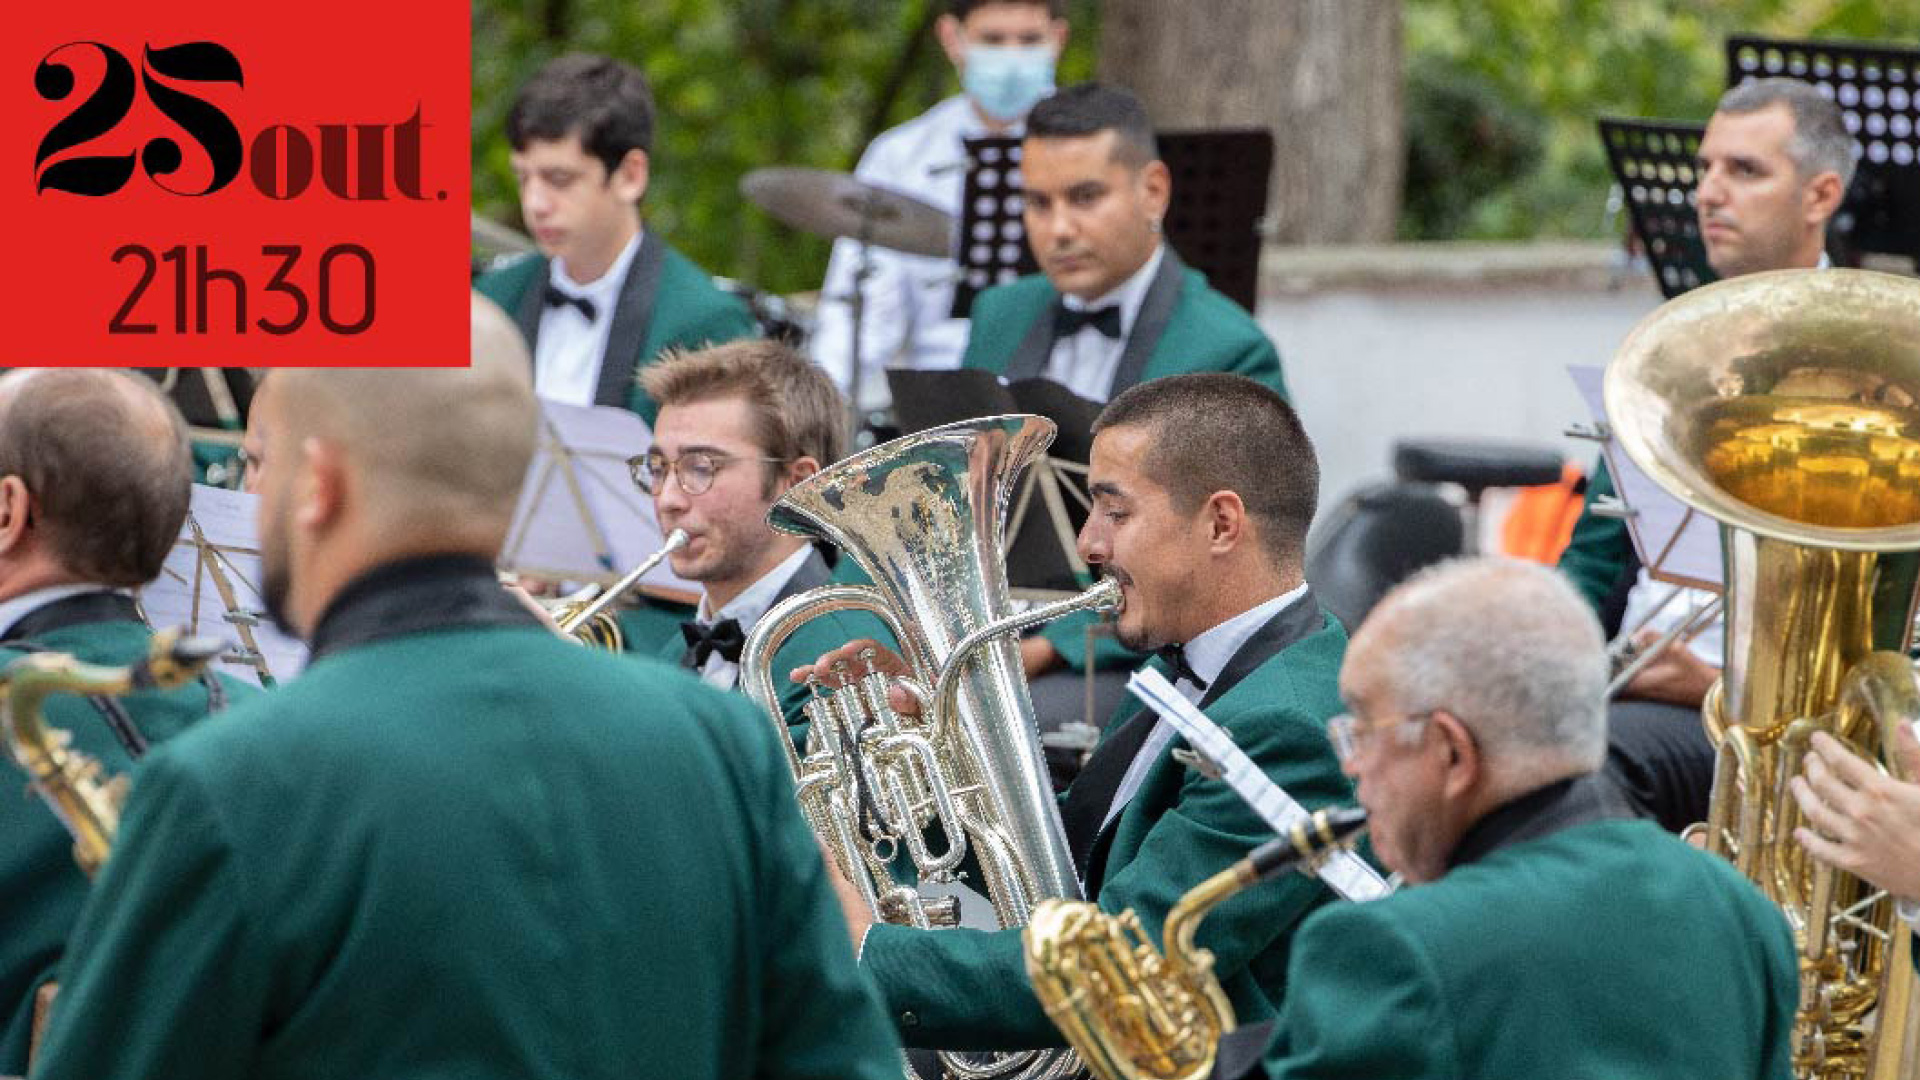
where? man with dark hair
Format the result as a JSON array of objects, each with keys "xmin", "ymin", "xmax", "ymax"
[
  {"xmin": 0, "ymin": 369, "xmax": 252, "ymax": 1072},
  {"xmin": 802, "ymin": 373, "xmax": 1355, "ymax": 1053},
  {"xmin": 1559, "ymin": 76, "xmax": 1851, "ymax": 832},
  {"xmin": 1224, "ymin": 558, "xmax": 1794, "ymax": 1080},
  {"xmin": 813, "ymin": 0, "xmax": 1070, "ymax": 393},
  {"xmin": 31, "ymin": 297, "xmax": 899, "ymax": 1080},
  {"xmin": 637, "ymin": 339, "xmax": 888, "ymax": 739},
  {"xmin": 475, "ymin": 53, "xmax": 756, "ymax": 424},
  {"xmin": 960, "ymin": 83, "xmax": 1285, "ymax": 406}
]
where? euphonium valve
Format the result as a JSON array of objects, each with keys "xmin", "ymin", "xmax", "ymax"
[
  {"xmin": 1607, "ymin": 268, "xmax": 1920, "ymax": 1080},
  {"xmin": 1022, "ymin": 806, "xmax": 1369, "ymax": 1080},
  {"xmin": 2, "ymin": 628, "xmax": 224, "ymax": 875}
]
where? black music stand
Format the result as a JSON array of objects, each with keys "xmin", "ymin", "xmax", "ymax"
[
  {"xmin": 952, "ymin": 129, "xmax": 1276, "ymax": 317},
  {"xmin": 1597, "ymin": 117, "xmax": 1714, "ymax": 299},
  {"xmin": 1726, "ymin": 35, "xmax": 1920, "ymax": 264}
]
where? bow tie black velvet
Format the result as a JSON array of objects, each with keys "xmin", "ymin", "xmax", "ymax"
[
  {"xmin": 1155, "ymin": 643, "xmax": 1209, "ymax": 691},
  {"xmin": 1053, "ymin": 302, "xmax": 1123, "ymax": 340},
  {"xmin": 680, "ymin": 618, "xmax": 746, "ymax": 668},
  {"xmin": 543, "ymin": 284, "xmax": 598, "ymax": 323}
]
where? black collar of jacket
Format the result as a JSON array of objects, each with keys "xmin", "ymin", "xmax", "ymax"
[
  {"xmin": 307, "ymin": 554, "xmax": 541, "ymax": 663},
  {"xmin": 1197, "ymin": 586, "xmax": 1324, "ymax": 710},
  {"xmin": 0, "ymin": 591, "xmax": 142, "ymax": 641},
  {"xmin": 1446, "ymin": 771, "xmax": 1635, "ymax": 872}
]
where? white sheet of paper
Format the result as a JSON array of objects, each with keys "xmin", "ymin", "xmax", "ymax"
[
  {"xmin": 1567, "ymin": 365, "xmax": 1722, "ymax": 590},
  {"xmin": 500, "ymin": 399, "xmax": 698, "ymax": 596},
  {"xmin": 1126, "ymin": 668, "xmax": 1391, "ymax": 902},
  {"xmin": 139, "ymin": 485, "xmax": 308, "ymax": 687}
]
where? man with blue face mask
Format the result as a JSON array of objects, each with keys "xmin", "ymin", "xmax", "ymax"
[{"xmin": 810, "ymin": 0, "xmax": 1068, "ymax": 398}]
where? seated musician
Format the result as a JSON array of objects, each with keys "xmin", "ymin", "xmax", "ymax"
[
  {"xmin": 963, "ymin": 83, "xmax": 1289, "ymax": 687},
  {"xmin": 1791, "ymin": 724, "xmax": 1920, "ymax": 967},
  {"xmin": 0, "ymin": 371, "xmax": 253, "ymax": 1073},
  {"xmin": 29, "ymin": 298, "xmax": 899, "ymax": 1080},
  {"xmin": 1218, "ymin": 558, "xmax": 1795, "ymax": 1080},
  {"xmin": 637, "ymin": 339, "xmax": 890, "ymax": 742},
  {"xmin": 1561, "ymin": 77, "xmax": 1851, "ymax": 832},
  {"xmin": 801, "ymin": 373, "xmax": 1356, "ymax": 1050},
  {"xmin": 812, "ymin": 0, "xmax": 1071, "ymax": 388},
  {"xmin": 474, "ymin": 53, "xmax": 756, "ymax": 424}
]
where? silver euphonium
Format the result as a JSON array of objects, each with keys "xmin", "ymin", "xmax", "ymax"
[{"xmin": 742, "ymin": 415, "xmax": 1118, "ymax": 1080}]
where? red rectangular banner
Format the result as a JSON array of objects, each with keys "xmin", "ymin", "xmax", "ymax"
[{"xmin": 7, "ymin": 0, "xmax": 470, "ymax": 366}]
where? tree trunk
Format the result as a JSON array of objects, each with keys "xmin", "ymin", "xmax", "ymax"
[{"xmin": 1098, "ymin": 0, "xmax": 1403, "ymax": 244}]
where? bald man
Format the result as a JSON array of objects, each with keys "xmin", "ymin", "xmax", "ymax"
[
  {"xmin": 30, "ymin": 297, "xmax": 900, "ymax": 1080},
  {"xmin": 0, "ymin": 370, "xmax": 253, "ymax": 1073}
]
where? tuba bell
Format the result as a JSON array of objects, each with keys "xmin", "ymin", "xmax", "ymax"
[
  {"xmin": 1607, "ymin": 268, "xmax": 1920, "ymax": 1080},
  {"xmin": 740, "ymin": 415, "xmax": 1119, "ymax": 1080}
]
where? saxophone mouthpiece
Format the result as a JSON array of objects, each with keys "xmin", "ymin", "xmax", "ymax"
[{"xmin": 1249, "ymin": 806, "xmax": 1368, "ymax": 881}]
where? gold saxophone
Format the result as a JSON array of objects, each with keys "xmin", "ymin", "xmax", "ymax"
[
  {"xmin": 546, "ymin": 529, "xmax": 690, "ymax": 650},
  {"xmin": 1022, "ymin": 806, "xmax": 1368, "ymax": 1080},
  {"xmin": 1607, "ymin": 268, "xmax": 1920, "ymax": 1080},
  {"xmin": 2, "ymin": 628, "xmax": 224, "ymax": 875}
]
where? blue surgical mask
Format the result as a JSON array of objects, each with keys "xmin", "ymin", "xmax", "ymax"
[{"xmin": 962, "ymin": 44, "xmax": 1056, "ymax": 124}]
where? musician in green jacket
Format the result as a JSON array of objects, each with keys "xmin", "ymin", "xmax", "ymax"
[
  {"xmin": 1216, "ymin": 558, "xmax": 1795, "ymax": 1080},
  {"xmin": 472, "ymin": 53, "xmax": 755, "ymax": 428},
  {"xmin": 803, "ymin": 374, "xmax": 1356, "ymax": 1051},
  {"xmin": 637, "ymin": 339, "xmax": 891, "ymax": 747},
  {"xmin": 30, "ymin": 298, "xmax": 898, "ymax": 1080},
  {"xmin": 960, "ymin": 84, "xmax": 1288, "ymax": 695},
  {"xmin": 0, "ymin": 370, "xmax": 254, "ymax": 1073}
]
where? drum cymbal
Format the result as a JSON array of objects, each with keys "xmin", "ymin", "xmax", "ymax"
[{"xmin": 741, "ymin": 167, "xmax": 953, "ymax": 258}]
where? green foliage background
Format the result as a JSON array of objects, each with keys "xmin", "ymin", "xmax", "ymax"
[{"xmin": 473, "ymin": 1, "xmax": 1920, "ymax": 290}]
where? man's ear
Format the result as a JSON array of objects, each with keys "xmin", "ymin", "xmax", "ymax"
[
  {"xmin": 1139, "ymin": 159, "xmax": 1172, "ymax": 227},
  {"xmin": 611, "ymin": 149, "xmax": 650, "ymax": 206},
  {"xmin": 0, "ymin": 476, "xmax": 31, "ymax": 557},
  {"xmin": 1204, "ymin": 490, "xmax": 1246, "ymax": 555},
  {"xmin": 1436, "ymin": 711, "xmax": 1481, "ymax": 800},
  {"xmin": 1803, "ymin": 169, "xmax": 1845, "ymax": 227},
  {"xmin": 935, "ymin": 14, "xmax": 968, "ymax": 68},
  {"xmin": 786, "ymin": 455, "xmax": 821, "ymax": 488},
  {"xmin": 295, "ymin": 436, "xmax": 347, "ymax": 536}
]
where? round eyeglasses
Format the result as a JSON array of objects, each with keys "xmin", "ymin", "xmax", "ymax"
[
  {"xmin": 629, "ymin": 450, "xmax": 789, "ymax": 496},
  {"xmin": 1325, "ymin": 710, "xmax": 1436, "ymax": 762}
]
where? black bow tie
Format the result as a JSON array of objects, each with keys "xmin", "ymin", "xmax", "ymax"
[
  {"xmin": 1054, "ymin": 302, "xmax": 1123, "ymax": 340},
  {"xmin": 543, "ymin": 284, "xmax": 598, "ymax": 323},
  {"xmin": 680, "ymin": 618, "xmax": 746, "ymax": 668},
  {"xmin": 1155, "ymin": 643, "xmax": 1209, "ymax": 691}
]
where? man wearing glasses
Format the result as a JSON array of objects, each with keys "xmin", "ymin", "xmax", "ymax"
[
  {"xmin": 1218, "ymin": 557, "xmax": 1795, "ymax": 1080},
  {"xmin": 633, "ymin": 340, "xmax": 886, "ymax": 742}
]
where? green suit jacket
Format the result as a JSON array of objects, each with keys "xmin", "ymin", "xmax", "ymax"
[
  {"xmin": 473, "ymin": 237, "xmax": 756, "ymax": 427},
  {"xmin": 32, "ymin": 558, "xmax": 898, "ymax": 1080},
  {"xmin": 1258, "ymin": 800, "xmax": 1796, "ymax": 1079},
  {"xmin": 859, "ymin": 596, "xmax": 1353, "ymax": 1051},
  {"xmin": 1558, "ymin": 456, "xmax": 1637, "ymax": 623},
  {"xmin": 0, "ymin": 594, "xmax": 252, "ymax": 1073}
]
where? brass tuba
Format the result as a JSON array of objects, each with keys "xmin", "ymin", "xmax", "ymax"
[
  {"xmin": 1022, "ymin": 806, "xmax": 1369, "ymax": 1080},
  {"xmin": 740, "ymin": 415, "xmax": 1119, "ymax": 1080},
  {"xmin": 1607, "ymin": 268, "xmax": 1920, "ymax": 1080},
  {"xmin": 2, "ymin": 629, "xmax": 224, "ymax": 874}
]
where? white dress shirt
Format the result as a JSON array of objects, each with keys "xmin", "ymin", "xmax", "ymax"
[
  {"xmin": 0, "ymin": 584, "xmax": 117, "ymax": 638},
  {"xmin": 1045, "ymin": 244, "xmax": 1166, "ymax": 403},
  {"xmin": 534, "ymin": 229, "xmax": 645, "ymax": 407},
  {"xmin": 691, "ymin": 544, "xmax": 815, "ymax": 691},
  {"xmin": 812, "ymin": 96, "xmax": 1005, "ymax": 399},
  {"xmin": 1101, "ymin": 581, "xmax": 1312, "ymax": 830}
]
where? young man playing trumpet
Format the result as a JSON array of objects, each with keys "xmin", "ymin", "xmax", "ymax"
[{"xmin": 636, "ymin": 339, "xmax": 889, "ymax": 740}]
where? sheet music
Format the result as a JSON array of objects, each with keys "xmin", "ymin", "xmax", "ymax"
[
  {"xmin": 1567, "ymin": 365, "xmax": 1722, "ymax": 590},
  {"xmin": 1126, "ymin": 668, "xmax": 1391, "ymax": 901},
  {"xmin": 139, "ymin": 485, "xmax": 308, "ymax": 687},
  {"xmin": 499, "ymin": 399, "xmax": 698, "ymax": 597}
]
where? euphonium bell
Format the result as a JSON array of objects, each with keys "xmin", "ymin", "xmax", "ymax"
[
  {"xmin": 740, "ymin": 415, "xmax": 1118, "ymax": 1080},
  {"xmin": 1607, "ymin": 268, "xmax": 1920, "ymax": 1080}
]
